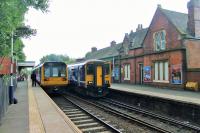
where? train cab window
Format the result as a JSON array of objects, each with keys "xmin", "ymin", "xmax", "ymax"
[
  {"xmin": 79, "ymin": 66, "xmax": 85, "ymax": 81},
  {"xmin": 59, "ymin": 67, "xmax": 66, "ymax": 77},
  {"xmin": 44, "ymin": 67, "xmax": 50, "ymax": 77},
  {"xmin": 105, "ymin": 64, "xmax": 110, "ymax": 75},
  {"xmin": 87, "ymin": 64, "xmax": 94, "ymax": 75},
  {"xmin": 52, "ymin": 67, "xmax": 59, "ymax": 77}
]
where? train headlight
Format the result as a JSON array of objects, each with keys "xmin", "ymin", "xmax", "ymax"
[
  {"xmin": 88, "ymin": 81, "xmax": 93, "ymax": 84},
  {"xmin": 44, "ymin": 78, "xmax": 49, "ymax": 81},
  {"xmin": 62, "ymin": 77, "xmax": 66, "ymax": 81}
]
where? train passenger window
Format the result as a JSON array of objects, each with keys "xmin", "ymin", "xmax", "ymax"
[
  {"xmin": 105, "ymin": 64, "xmax": 110, "ymax": 75},
  {"xmin": 87, "ymin": 64, "xmax": 94, "ymax": 75},
  {"xmin": 44, "ymin": 67, "xmax": 50, "ymax": 77}
]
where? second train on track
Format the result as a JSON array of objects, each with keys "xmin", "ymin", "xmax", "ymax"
[{"xmin": 68, "ymin": 59, "xmax": 111, "ymax": 97}]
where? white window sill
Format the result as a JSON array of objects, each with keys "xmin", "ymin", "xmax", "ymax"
[
  {"xmin": 124, "ymin": 78, "xmax": 130, "ymax": 80},
  {"xmin": 153, "ymin": 80, "xmax": 169, "ymax": 83}
]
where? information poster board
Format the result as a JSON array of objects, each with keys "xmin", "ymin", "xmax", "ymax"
[
  {"xmin": 143, "ymin": 66, "xmax": 151, "ymax": 82},
  {"xmin": 112, "ymin": 67, "xmax": 119, "ymax": 80},
  {"xmin": 171, "ymin": 64, "xmax": 182, "ymax": 84}
]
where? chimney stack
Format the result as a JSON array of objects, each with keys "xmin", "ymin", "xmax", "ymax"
[
  {"xmin": 157, "ymin": 4, "xmax": 162, "ymax": 9},
  {"xmin": 136, "ymin": 24, "xmax": 143, "ymax": 32},
  {"xmin": 110, "ymin": 40, "xmax": 116, "ymax": 47},
  {"xmin": 91, "ymin": 47, "xmax": 97, "ymax": 52},
  {"xmin": 187, "ymin": 0, "xmax": 200, "ymax": 38}
]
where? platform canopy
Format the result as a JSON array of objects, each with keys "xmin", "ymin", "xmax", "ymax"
[
  {"xmin": 17, "ymin": 61, "xmax": 35, "ymax": 72},
  {"xmin": 18, "ymin": 61, "xmax": 35, "ymax": 67}
]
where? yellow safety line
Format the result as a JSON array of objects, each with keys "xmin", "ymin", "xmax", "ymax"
[
  {"xmin": 42, "ymin": 91, "xmax": 82, "ymax": 133},
  {"xmin": 28, "ymin": 81, "xmax": 46, "ymax": 133}
]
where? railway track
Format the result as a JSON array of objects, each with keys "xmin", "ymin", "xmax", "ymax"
[
  {"xmin": 52, "ymin": 95, "xmax": 124, "ymax": 133},
  {"xmin": 62, "ymin": 93, "xmax": 172, "ymax": 133},
  {"xmin": 100, "ymin": 97, "xmax": 200, "ymax": 132},
  {"xmin": 63, "ymin": 93, "xmax": 200, "ymax": 133}
]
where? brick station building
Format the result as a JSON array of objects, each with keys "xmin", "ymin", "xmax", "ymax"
[{"xmin": 86, "ymin": 0, "xmax": 200, "ymax": 89}]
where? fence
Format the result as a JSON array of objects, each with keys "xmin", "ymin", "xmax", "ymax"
[{"xmin": 0, "ymin": 75, "xmax": 17, "ymax": 125}]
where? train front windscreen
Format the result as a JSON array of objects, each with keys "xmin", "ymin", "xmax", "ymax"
[{"xmin": 44, "ymin": 62, "xmax": 66, "ymax": 78}]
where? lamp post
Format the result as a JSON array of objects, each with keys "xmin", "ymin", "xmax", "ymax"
[{"xmin": 9, "ymin": 31, "xmax": 14, "ymax": 104}]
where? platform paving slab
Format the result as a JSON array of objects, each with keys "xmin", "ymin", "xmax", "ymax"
[
  {"xmin": 32, "ymin": 84, "xmax": 81, "ymax": 133},
  {"xmin": 0, "ymin": 81, "xmax": 29, "ymax": 133},
  {"xmin": 111, "ymin": 83, "xmax": 200, "ymax": 106},
  {"xmin": 0, "ymin": 80, "xmax": 82, "ymax": 133}
]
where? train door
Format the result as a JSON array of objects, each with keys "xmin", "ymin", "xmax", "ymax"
[{"xmin": 96, "ymin": 65, "xmax": 103, "ymax": 86}]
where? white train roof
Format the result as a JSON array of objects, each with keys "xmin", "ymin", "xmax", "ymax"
[{"xmin": 68, "ymin": 59, "xmax": 107, "ymax": 67}]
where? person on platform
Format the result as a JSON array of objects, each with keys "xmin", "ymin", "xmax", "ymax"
[{"xmin": 31, "ymin": 72, "xmax": 36, "ymax": 87}]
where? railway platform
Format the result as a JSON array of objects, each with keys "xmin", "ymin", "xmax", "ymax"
[
  {"xmin": 0, "ymin": 80, "xmax": 81, "ymax": 133},
  {"xmin": 111, "ymin": 83, "xmax": 200, "ymax": 106}
]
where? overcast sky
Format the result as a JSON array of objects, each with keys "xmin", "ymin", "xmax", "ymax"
[{"xmin": 23, "ymin": 0, "xmax": 189, "ymax": 64}]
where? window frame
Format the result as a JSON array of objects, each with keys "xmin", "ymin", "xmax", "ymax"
[
  {"xmin": 124, "ymin": 64, "xmax": 130, "ymax": 80},
  {"xmin": 104, "ymin": 64, "xmax": 110, "ymax": 75},
  {"xmin": 44, "ymin": 63, "xmax": 66, "ymax": 78},
  {"xmin": 153, "ymin": 61, "xmax": 169, "ymax": 83},
  {"xmin": 86, "ymin": 64, "xmax": 94, "ymax": 75},
  {"xmin": 153, "ymin": 30, "xmax": 166, "ymax": 51}
]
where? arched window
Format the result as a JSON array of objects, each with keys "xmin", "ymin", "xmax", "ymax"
[{"xmin": 153, "ymin": 30, "xmax": 166, "ymax": 51}]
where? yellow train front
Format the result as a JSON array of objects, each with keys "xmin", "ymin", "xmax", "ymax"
[
  {"xmin": 68, "ymin": 60, "xmax": 111, "ymax": 97},
  {"xmin": 33, "ymin": 61, "xmax": 68, "ymax": 93}
]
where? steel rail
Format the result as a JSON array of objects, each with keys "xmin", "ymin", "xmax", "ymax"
[
  {"xmin": 66, "ymin": 93, "xmax": 172, "ymax": 133},
  {"xmin": 102, "ymin": 98, "xmax": 200, "ymax": 132},
  {"xmin": 62, "ymin": 95, "xmax": 123, "ymax": 133}
]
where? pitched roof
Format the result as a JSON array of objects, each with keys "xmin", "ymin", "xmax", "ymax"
[
  {"xmin": 85, "ymin": 43, "xmax": 122, "ymax": 60},
  {"xmin": 85, "ymin": 7, "xmax": 196, "ymax": 61},
  {"xmin": 129, "ymin": 28, "xmax": 148, "ymax": 49},
  {"xmin": 160, "ymin": 8, "xmax": 189, "ymax": 36}
]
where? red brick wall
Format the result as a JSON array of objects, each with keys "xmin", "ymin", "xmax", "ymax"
[
  {"xmin": 183, "ymin": 39, "xmax": 200, "ymax": 86},
  {"xmin": 184, "ymin": 39, "xmax": 200, "ymax": 69},
  {"xmin": 143, "ymin": 50, "xmax": 185, "ymax": 88},
  {"xmin": 141, "ymin": 8, "xmax": 186, "ymax": 89},
  {"xmin": 0, "ymin": 57, "xmax": 16, "ymax": 75},
  {"xmin": 0, "ymin": 57, "xmax": 11, "ymax": 74},
  {"xmin": 128, "ymin": 48, "xmax": 143, "ymax": 56},
  {"xmin": 187, "ymin": 72, "xmax": 200, "ymax": 84},
  {"xmin": 119, "ymin": 8, "xmax": 200, "ymax": 89},
  {"xmin": 121, "ymin": 56, "xmax": 144, "ymax": 84},
  {"xmin": 120, "ymin": 50, "xmax": 186, "ymax": 88},
  {"xmin": 135, "ymin": 57, "xmax": 144, "ymax": 84},
  {"xmin": 121, "ymin": 59, "xmax": 134, "ymax": 84},
  {"xmin": 143, "ymin": 9, "xmax": 182, "ymax": 53}
]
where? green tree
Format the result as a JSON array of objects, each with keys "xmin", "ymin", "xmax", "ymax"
[
  {"xmin": 40, "ymin": 54, "xmax": 75, "ymax": 64},
  {"xmin": 0, "ymin": 0, "xmax": 49, "ymax": 60}
]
